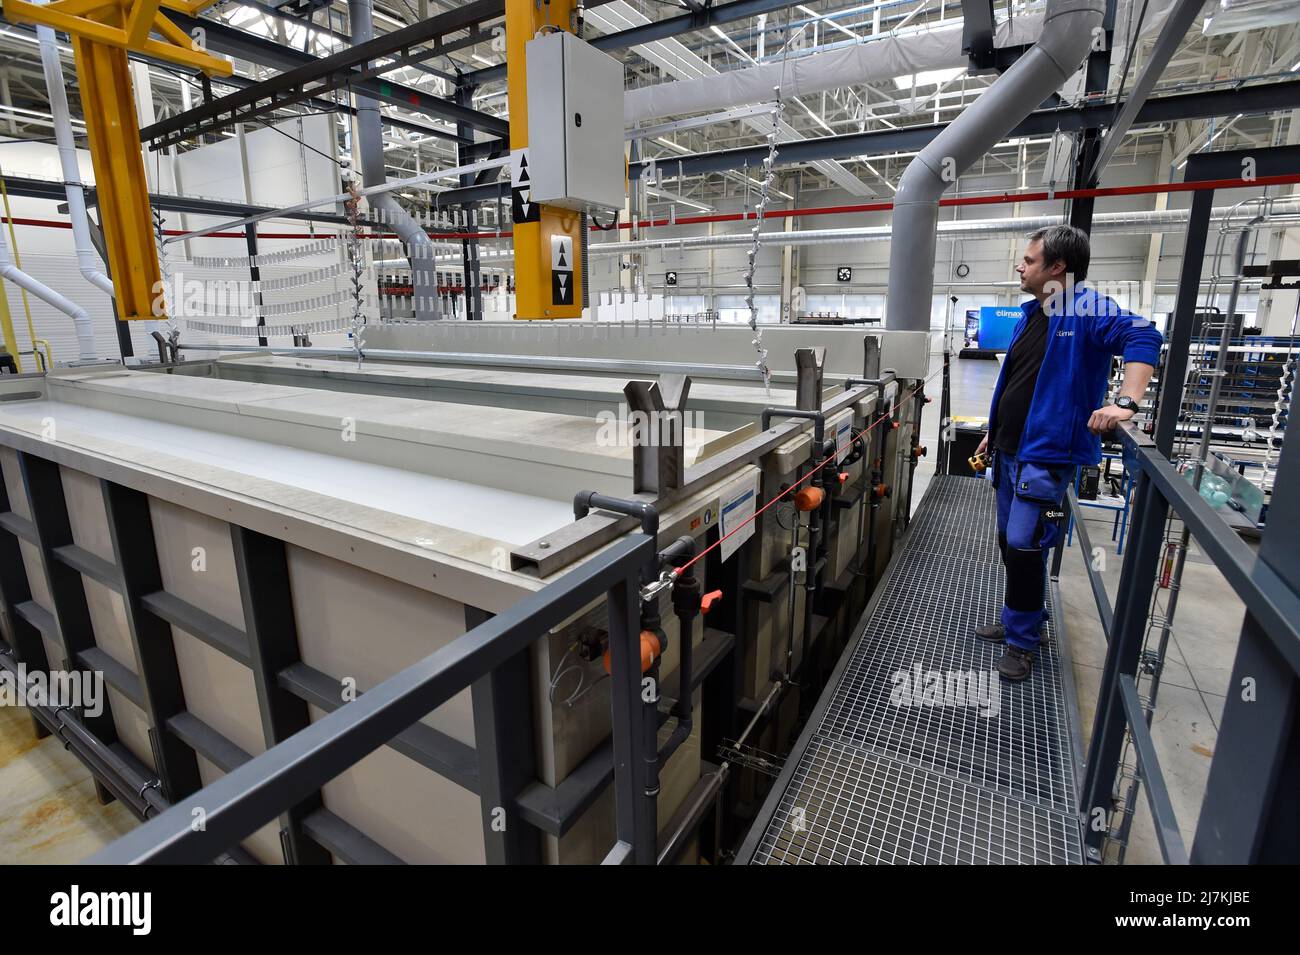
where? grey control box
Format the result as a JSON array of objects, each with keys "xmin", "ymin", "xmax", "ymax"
[{"xmin": 525, "ymin": 31, "xmax": 625, "ymax": 212}]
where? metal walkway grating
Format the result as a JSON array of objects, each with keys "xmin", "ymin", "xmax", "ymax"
[
  {"xmin": 753, "ymin": 738, "xmax": 1083, "ymax": 864},
  {"xmin": 746, "ymin": 475, "xmax": 1084, "ymax": 865}
]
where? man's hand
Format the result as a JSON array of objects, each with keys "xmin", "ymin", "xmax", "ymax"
[
  {"xmin": 976, "ymin": 433, "xmax": 988, "ymax": 456},
  {"xmin": 1087, "ymin": 404, "xmax": 1135, "ymax": 434}
]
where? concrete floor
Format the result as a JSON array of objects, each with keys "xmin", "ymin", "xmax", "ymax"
[
  {"xmin": 912, "ymin": 349, "xmax": 1245, "ymax": 865},
  {"xmin": 0, "ymin": 704, "xmax": 136, "ymax": 863}
]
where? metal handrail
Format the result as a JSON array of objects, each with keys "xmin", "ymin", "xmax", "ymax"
[
  {"xmin": 90, "ymin": 532, "xmax": 657, "ymax": 865},
  {"xmin": 1078, "ymin": 421, "xmax": 1300, "ymax": 864}
]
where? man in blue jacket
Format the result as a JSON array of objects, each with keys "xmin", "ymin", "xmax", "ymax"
[{"xmin": 973, "ymin": 225, "xmax": 1162, "ymax": 681}]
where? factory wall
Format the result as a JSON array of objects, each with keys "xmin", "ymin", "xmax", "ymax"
[
  {"xmin": 587, "ymin": 148, "xmax": 1283, "ymax": 337},
  {"xmin": 4, "ymin": 128, "xmax": 1290, "ymax": 364}
]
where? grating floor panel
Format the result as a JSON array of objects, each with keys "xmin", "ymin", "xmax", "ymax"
[
  {"xmin": 747, "ymin": 476, "xmax": 1084, "ymax": 864},
  {"xmin": 821, "ymin": 551, "xmax": 1075, "ymax": 809},
  {"xmin": 751, "ymin": 737, "xmax": 1084, "ymax": 865}
]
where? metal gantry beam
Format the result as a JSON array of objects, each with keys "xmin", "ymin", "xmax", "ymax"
[
  {"xmin": 151, "ymin": 7, "xmax": 509, "ymax": 148},
  {"xmin": 465, "ymin": 0, "xmax": 805, "ymax": 85},
  {"xmin": 0, "ymin": 174, "xmax": 353, "ymax": 227},
  {"xmin": 1085, "ymin": 0, "xmax": 1205, "ymax": 184},
  {"xmin": 628, "ymin": 79, "xmax": 1300, "ymax": 179}
]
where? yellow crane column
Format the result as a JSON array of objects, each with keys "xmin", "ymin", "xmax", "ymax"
[{"xmin": 505, "ymin": 0, "xmax": 587, "ymax": 320}]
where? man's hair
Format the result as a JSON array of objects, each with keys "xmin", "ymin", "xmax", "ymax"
[{"xmin": 1027, "ymin": 224, "xmax": 1090, "ymax": 282}]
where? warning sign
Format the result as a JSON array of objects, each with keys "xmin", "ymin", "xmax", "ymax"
[
  {"xmin": 510, "ymin": 149, "xmax": 539, "ymax": 224},
  {"xmin": 551, "ymin": 233, "xmax": 575, "ymax": 306},
  {"xmin": 552, "ymin": 271, "xmax": 573, "ymax": 305},
  {"xmin": 551, "ymin": 235, "xmax": 573, "ymax": 271}
]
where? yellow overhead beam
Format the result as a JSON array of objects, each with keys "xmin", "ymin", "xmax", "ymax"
[{"xmin": 3, "ymin": 0, "xmax": 233, "ymax": 75}]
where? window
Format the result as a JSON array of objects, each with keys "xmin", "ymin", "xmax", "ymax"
[{"xmin": 717, "ymin": 295, "xmax": 780, "ymax": 323}]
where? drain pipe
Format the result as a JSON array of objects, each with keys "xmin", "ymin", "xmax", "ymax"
[
  {"xmin": 886, "ymin": 0, "xmax": 1106, "ymax": 331},
  {"xmin": 38, "ymin": 23, "xmax": 114, "ymax": 310},
  {"xmin": 0, "ymin": 201, "xmax": 95, "ymax": 362},
  {"xmin": 349, "ymin": 0, "xmax": 439, "ymax": 320}
]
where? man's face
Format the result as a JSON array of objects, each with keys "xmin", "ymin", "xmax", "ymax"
[{"xmin": 1017, "ymin": 239, "xmax": 1064, "ymax": 298}]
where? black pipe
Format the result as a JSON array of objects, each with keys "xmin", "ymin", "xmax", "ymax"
[
  {"xmin": 573, "ymin": 491, "xmax": 659, "ymax": 581},
  {"xmin": 845, "ymin": 367, "xmax": 898, "ymax": 391},
  {"xmin": 903, "ymin": 385, "xmax": 926, "ymax": 523},
  {"xmin": 573, "ymin": 491, "xmax": 659, "ymax": 538},
  {"xmin": 0, "ymin": 650, "xmax": 166, "ymax": 818},
  {"xmin": 760, "ymin": 407, "xmax": 825, "ymax": 447},
  {"xmin": 642, "ymin": 657, "xmax": 662, "ymax": 810}
]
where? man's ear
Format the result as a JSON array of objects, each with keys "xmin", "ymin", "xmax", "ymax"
[{"xmin": 1048, "ymin": 259, "xmax": 1068, "ymax": 281}]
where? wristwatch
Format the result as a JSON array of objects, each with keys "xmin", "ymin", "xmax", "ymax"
[{"xmin": 1114, "ymin": 396, "xmax": 1140, "ymax": 412}]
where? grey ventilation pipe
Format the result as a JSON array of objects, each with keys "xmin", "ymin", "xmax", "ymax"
[
  {"xmin": 886, "ymin": 0, "xmax": 1106, "ymax": 331},
  {"xmin": 349, "ymin": 0, "xmax": 440, "ymax": 320}
]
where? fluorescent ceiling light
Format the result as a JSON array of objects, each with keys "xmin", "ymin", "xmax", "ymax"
[
  {"xmin": 656, "ymin": 136, "xmax": 692, "ymax": 154},
  {"xmin": 711, "ymin": 25, "xmax": 754, "ymax": 62},
  {"xmin": 797, "ymin": 98, "xmax": 834, "ymax": 135},
  {"xmin": 893, "ymin": 67, "xmax": 964, "ymax": 90}
]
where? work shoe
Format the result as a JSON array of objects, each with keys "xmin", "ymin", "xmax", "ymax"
[
  {"xmin": 998, "ymin": 646, "xmax": 1034, "ymax": 682},
  {"xmin": 974, "ymin": 622, "xmax": 1006, "ymax": 642}
]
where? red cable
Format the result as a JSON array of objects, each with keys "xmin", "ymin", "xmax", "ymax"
[
  {"xmin": 674, "ymin": 367, "xmax": 944, "ymax": 576},
  {"xmin": 5, "ymin": 172, "xmax": 1298, "ymax": 243}
]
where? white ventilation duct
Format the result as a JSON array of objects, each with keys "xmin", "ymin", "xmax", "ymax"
[
  {"xmin": 0, "ymin": 212, "xmax": 97, "ymax": 363},
  {"xmin": 886, "ymin": 0, "xmax": 1106, "ymax": 330},
  {"xmin": 625, "ymin": 14, "xmax": 1044, "ymax": 125},
  {"xmin": 35, "ymin": 22, "xmax": 105, "ymax": 360},
  {"xmin": 625, "ymin": 1, "xmax": 1184, "ymax": 126}
]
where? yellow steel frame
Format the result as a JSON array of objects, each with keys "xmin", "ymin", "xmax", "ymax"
[
  {"xmin": 1, "ymin": 0, "xmax": 231, "ymax": 321},
  {"xmin": 2, "ymin": 0, "xmax": 234, "ymax": 74},
  {"xmin": 505, "ymin": 0, "xmax": 586, "ymax": 320}
]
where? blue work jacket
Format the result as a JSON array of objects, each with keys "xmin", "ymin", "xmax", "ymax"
[{"xmin": 987, "ymin": 283, "xmax": 1164, "ymax": 466}]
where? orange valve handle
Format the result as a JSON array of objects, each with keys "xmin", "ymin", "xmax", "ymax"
[
  {"xmin": 793, "ymin": 486, "xmax": 825, "ymax": 511},
  {"xmin": 603, "ymin": 630, "xmax": 662, "ymax": 675},
  {"xmin": 912, "ymin": 445, "xmax": 928, "ymax": 459},
  {"xmin": 873, "ymin": 483, "xmax": 891, "ymax": 500},
  {"xmin": 837, "ymin": 471, "xmax": 850, "ymax": 485},
  {"xmin": 701, "ymin": 590, "xmax": 723, "ymax": 614}
]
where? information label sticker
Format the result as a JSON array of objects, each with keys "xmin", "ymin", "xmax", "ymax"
[
  {"xmin": 719, "ymin": 471, "xmax": 759, "ymax": 563},
  {"xmin": 836, "ymin": 419, "xmax": 852, "ymax": 465}
]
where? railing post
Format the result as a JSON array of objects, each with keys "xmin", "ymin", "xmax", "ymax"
[
  {"xmin": 1080, "ymin": 462, "xmax": 1168, "ymax": 860},
  {"xmin": 468, "ymin": 604, "xmax": 542, "ymax": 864},
  {"xmin": 1192, "ymin": 426, "xmax": 1300, "ymax": 862}
]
